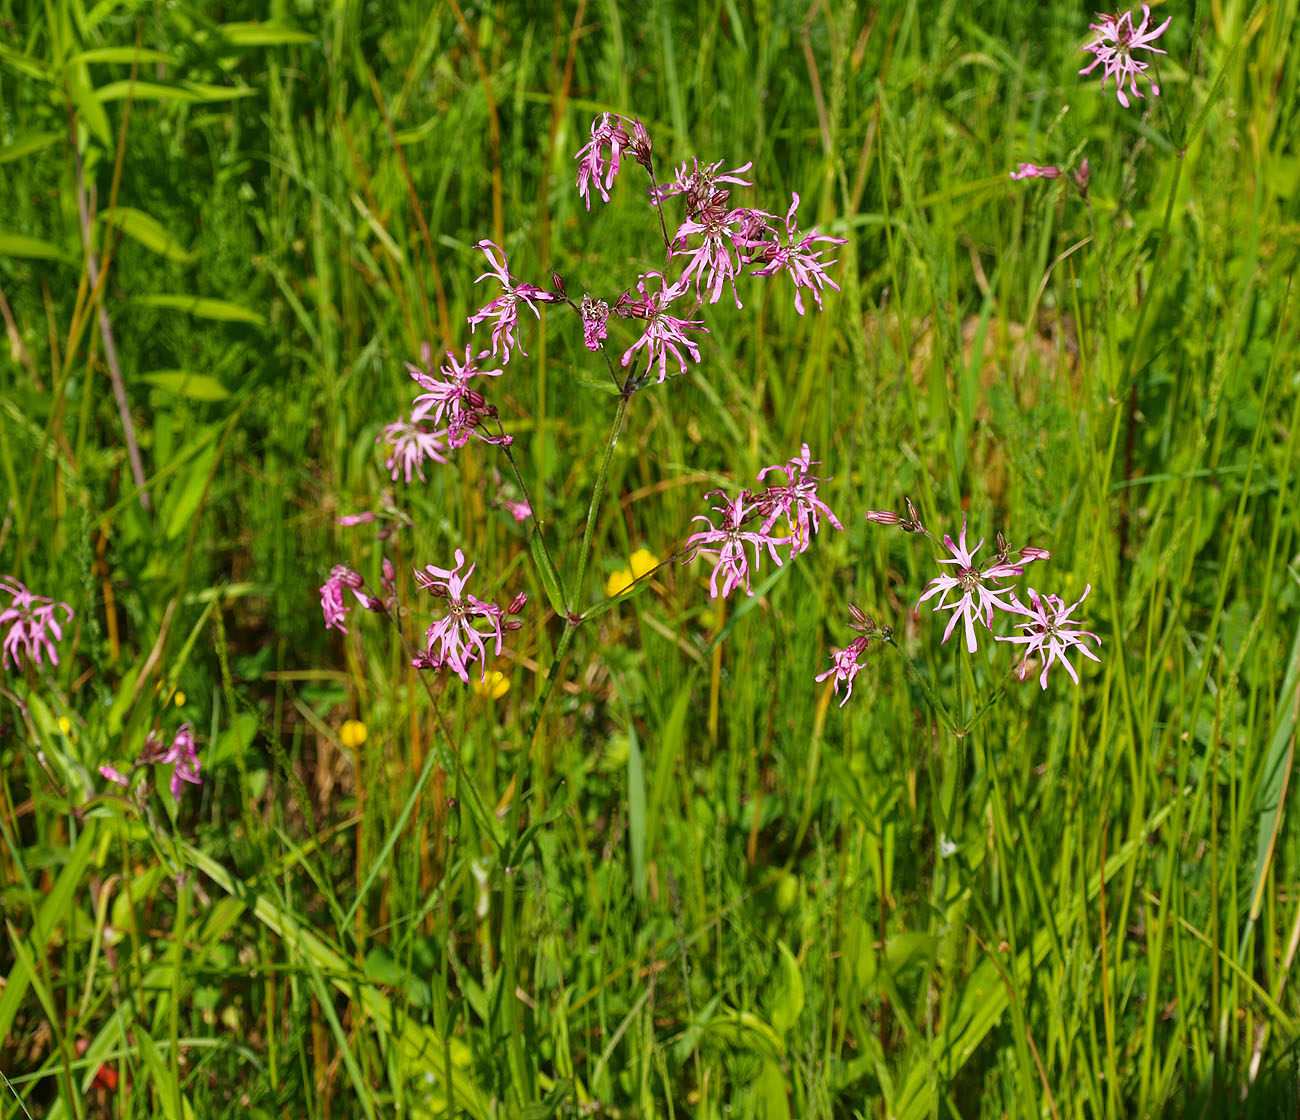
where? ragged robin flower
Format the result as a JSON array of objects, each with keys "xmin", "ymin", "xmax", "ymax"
[
  {"xmin": 1079, "ymin": 5, "xmax": 1171, "ymax": 108},
  {"xmin": 0, "ymin": 577, "xmax": 73, "ymax": 671},
  {"xmin": 998, "ymin": 585, "xmax": 1102, "ymax": 688}
]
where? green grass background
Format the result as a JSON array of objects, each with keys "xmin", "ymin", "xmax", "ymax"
[{"xmin": 3, "ymin": 0, "xmax": 1300, "ymax": 1115}]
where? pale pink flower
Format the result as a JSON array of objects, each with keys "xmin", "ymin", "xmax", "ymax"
[
  {"xmin": 414, "ymin": 549, "xmax": 515, "ymax": 683},
  {"xmin": 1079, "ymin": 5, "xmax": 1171, "ymax": 108},
  {"xmin": 503, "ymin": 499, "xmax": 531, "ymax": 523},
  {"xmin": 916, "ymin": 519, "xmax": 1023, "ymax": 654},
  {"xmin": 617, "ymin": 272, "xmax": 707, "ymax": 383},
  {"xmin": 754, "ymin": 444, "xmax": 844, "ymax": 554},
  {"xmin": 99, "ymin": 765, "xmax": 129, "ymax": 787},
  {"xmin": 998, "ymin": 585, "xmax": 1102, "ymax": 688},
  {"xmin": 320, "ymin": 566, "xmax": 365, "ymax": 634},
  {"xmin": 816, "ymin": 637, "xmax": 870, "ymax": 707},
  {"xmin": 379, "ymin": 416, "xmax": 450, "ymax": 481},
  {"xmin": 747, "ymin": 193, "xmax": 845, "ymax": 315},
  {"xmin": 337, "ymin": 511, "xmax": 379, "ymax": 527},
  {"xmin": 575, "ymin": 113, "xmax": 634, "ymax": 209},
  {"xmin": 468, "ymin": 240, "xmax": 561, "ymax": 362},
  {"xmin": 580, "ymin": 294, "xmax": 610, "ymax": 351},
  {"xmin": 683, "ymin": 491, "xmax": 788, "ymax": 599},
  {"xmin": 0, "ymin": 577, "xmax": 73, "ymax": 670},
  {"xmin": 1010, "ymin": 163, "xmax": 1062, "ymax": 181}
]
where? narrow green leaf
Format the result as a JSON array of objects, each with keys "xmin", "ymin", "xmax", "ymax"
[
  {"xmin": 65, "ymin": 47, "xmax": 173, "ymax": 65},
  {"xmin": 135, "ymin": 293, "xmax": 265, "ymax": 325},
  {"xmin": 216, "ymin": 21, "xmax": 316, "ymax": 46},
  {"xmin": 140, "ymin": 370, "xmax": 229, "ymax": 401},
  {"xmin": 529, "ymin": 529, "xmax": 568, "ymax": 616},
  {"xmin": 100, "ymin": 206, "xmax": 195, "ymax": 263},
  {"xmin": 0, "ymin": 132, "xmax": 60, "ymax": 164},
  {"xmin": 0, "ymin": 233, "xmax": 74, "ymax": 264},
  {"xmin": 627, "ymin": 715, "xmax": 646, "ymax": 901},
  {"xmin": 161, "ymin": 444, "xmax": 217, "ymax": 539},
  {"xmin": 95, "ymin": 80, "xmax": 257, "ymax": 103},
  {"xmin": 768, "ymin": 941, "xmax": 804, "ymax": 1038}
]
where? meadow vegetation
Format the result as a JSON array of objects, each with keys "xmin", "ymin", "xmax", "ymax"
[{"xmin": 2, "ymin": 1, "xmax": 1300, "ymax": 1116}]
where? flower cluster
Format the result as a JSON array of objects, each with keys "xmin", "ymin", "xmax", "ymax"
[
  {"xmin": 100, "ymin": 723, "xmax": 202, "ymax": 803},
  {"xmin": 1079, "ymin": 5, "xmax": 1171, "ymax": 108},
  {"xmin": 574, "ymin": 112, "xmax": 652, "ymax": 209},
  {"xmin": 684, "ymin": 446, "xmax": 843, "ymax": 599},
  {"xmin": 1, "ymin": 576, "xmax": 73, "ymax": 671},
  {"xmin": 319, "ymin": 562, "xmax": 394, "ymax": 634},
  {"xmin": 412, "ymin": 549, "xmax": 526, "ymax": 683},
  {"xmin": 848, "ymin": 504, "xmax": 1101, "ymax": 693}
]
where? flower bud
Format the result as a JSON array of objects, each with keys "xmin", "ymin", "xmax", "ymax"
[
  {"xmin": 1073, "ymin": 159, "xmax": 1090, "ymax": 194},
  {"xmin": 507, "ymin": 592, "xmax": 528, "ymax": 615},
  {"xmin": 330, "ymin": 565, "xmax": 364, "ymax": 589},
  {"xmin": 337, "ymin": 511, "xmax": 377, "ymax": 526},
  {"xmin": 1020, "ymin": 546, "xmax": 1051, "ymax": 563},
  {"xmin": 466, "ymin": 389, "xmax": 486, "ymax": 409},
  {"xmin": 551, "ymin": 271, "xmax": 567, "ymax": 297},
  {"xmin": 382, "ymin": 557, "xmax": 396, "ymax": 586},
  {"xmin": 630, "ymin": 119, "xmax": 652, "ymax": 168},
  {"xmin": 865, "ymin": 510, "xmax": 900, "ymax": 526}
]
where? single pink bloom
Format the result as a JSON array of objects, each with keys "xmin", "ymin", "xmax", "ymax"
[
  {"xmin": 1010, "ymin": 163, "xmax": 1062, "ymax": 181},
  {"xmin": 617, "ymin": 272, "xmax": 707, "ymax": 383},
  {"xmin": 683, "ymin": 491, "xmax": 788, "ymax": 599},
  {"xmin": 1079, "ymin": 6, "xmax": 1171, "ymax": 108},
  {"xmin": 468, "ymin": 241, "xmax": 561, "ymax": 362},
  {"xmin": 99, "ymin": 765, "xmax": 130, "ymax": 787},
  {"xmin": 414, "ymin": 549, "xmax": 510, "ymax": 683},
  {"xmin": 671, "ymin": 202, "xmax": 761, "ymax": 308},
  {"xmin": 0, "ymin": 576, "xmax": 73, "ymax": 670},
  {"xmin": 161, "ymin": 724, "xmax": 202, "ymax": 801},
  {"xmin": 320, "ymin": 566, "xmax": 365, "ymax": 634},
  {"xmin": 755, "ymin": 444, "xmax": 844, "ymax": 555},
  {"xmin": 378, "ymin": 416, "xmax": 450, "ymax": 482},
  {"xmin": 916, "ymin": 518, "xmax": 1023, "ymax": 654},
  {"xmin": 504, "ymin": 499, "xmax": 532, "ymax": 523},
  {"xmin": 575, "ymin": 113, "xmax": 634, "ymax": 209},
  {"xmin": 998, "ymin": 585, "xmax": 1102, "ymax": 688},
  {"xmin": 816, "ymin": 637, "xmax": 870, "ymax": 707},
  {"xmin": 408, "ymin": 343, "xmax": 509, "ymax": 449},
  {"xmin": 580, "ymin": 294, "xmax": 610, "ymax": 351},
  {"xmin": 337, "ymin": 511, "xmax": 379, "ymax": 526},
  {"xmin": 652, "ymin": 157, "xmax": 753, "ymax": 215},
  {"xmin": 747, "ymin": 193, "xmax": 845, "ymax": 315}
]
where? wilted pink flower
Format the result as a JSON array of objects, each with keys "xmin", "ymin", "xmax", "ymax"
[
  {"xmin": 998, "ymin": 585, "xmax": 1102, "ymax": 688},
  {"xmin": 617, "ymin": 272, "xmax": 707, "ymax": 382},
  {"xmin": 0, "ymin": 577, "xmax": 73, "ymax": 670},
  {"xmin": 575, "ymin": 113, "xmax": 634, "ymax": 209},
  {"xmin": 580, "ymin": 295, "xmax": 610, "ymax": 351},
  {"xmin": 1010, "ymin": 163, "xmax": 1062, "ymax": 181},
  {"xmin": 652, "ymin": 157, "xmax": 753, "ymax": 216},
  {"xmin": 754, "ymin": 444, "xmax": 844, "ymax": 554},
  {"xmin": 816, "ymin": 636, "xmax": 870, "ymax": 706},
  {"xmin": 414, "ymin": 549, "xmax": 513, "ymax": 683},
  {"xmin": 379, "ymin": 416, "xmax": 450, "ymax": 481},
  {"xmin": 683, "ymin": 491, "xmax": 788, "ymax": 599},
  {"xmin": 320, "ymin": 566, "xmax": 365, "ymax": 634},
  {"xmin": 337, "ymin": 511, "xmax": 379, "ymax": 527},
  {"xmin": 916, "ymin": 519, "xmax": 1023, "ymax": 654},
  {"xmin": 1079, "ymin": 5, "xmax": 1171, "ymax": 108},
  {"xmin": 468, "ymin": 241, "xmax": 561, "ymax": 362},
  {"xmin": 161, "ymin": 723, "xmax": 202, "ymax": 802},
  {"xmin": 747, "ymin": 193, "xmax": 845, "ymax": 315}
]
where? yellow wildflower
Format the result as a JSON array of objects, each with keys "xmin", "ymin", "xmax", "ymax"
[
  {"xmin": 340, "ymin": 719, "xmax": 368, "ymax": 749},
  {"xmin": 173, "ymin": 690, "xmax": 187, "ymax": 707},
  {"xmin": 605, "ymin": 568, "xmax": 634, "ymax": 598},
  {"xmin": 629, "ymin": 548, "xmax": 660, "ymax": 580},
  {"xmin": 473, "ymin": 670, "xmax": 511, "ymax": 700}
]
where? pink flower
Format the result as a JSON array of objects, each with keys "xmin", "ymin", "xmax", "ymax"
[
  {"xmin": 575, "ymin": 113, "xmax": 634, "ymax": 209},
  {"xmin": 671, "ymin": 202, "xmax": 760, "ymax": 308},
  {"xmin": 754, "ymin": 444, "xmax": 844, "ymax": 555},
  {"xmin": 1010, "ymin": 163, "xmax": 1062, "ymax": 181},
  {"xmin": 408, "ymin": 343, "xmax": 507, "ymax": 450},
  {"xmin": 337, "ymin": 511, "xmax": 379, "ymax": 527},
  {"xmin": 652, "ymin": 158, "xmax": 753, "ymax": 216},
  {"xmin": 816, "ymin": 637, "xmax": 870, "ymax": 706},
  {"xmin": 414, "ymin": 549, "xmax": 516, "ymax": 683},
  {"xmin": 503, "ymin": 499, "xmax": 531, "ymax": 523},
  {"xmin": 747, "ymin": 193, "xmax": 845, "ymax": 315},
  {"xmin": 161, "ymin": 723, "xmax": 202, "ymax": 802},
  {"xmin": 580, "ymin": 295, "xmax": 610, "ymax": 351},
  {"xmin": 617, "ymin": 272, "xmax": 707, "ymax": 383},
  {"xmin": 467, "ymin": 241, "xmax": 561, "ymax": 362},
  {"xmin": 998, "ymin": 585, "xmax": 1102, "ymax": 688},
  {"xmin": 99, "ymin": 765, "xmax": 129, "ymax": 787},
  {"xmin": 0, "ymin": 577, "xmax": 73, "ymax": 670},
  {"xmin": 683, "ymin": 491, "xmax": 788, "ymax": 599},
  {"xmin": 379, "ymin": 416, "xmax": 450, "ymax": 481},
  {"xmin": 320, "ymin": 566, "xmax": 365, "ymax": 634},
  {"xmin": 1079, "ymin": 6, "xmax": 1171, "ymax": 108},
  {"xmin": 916, "ymin": 519, "xmax": 1023, "ymax": 654}
]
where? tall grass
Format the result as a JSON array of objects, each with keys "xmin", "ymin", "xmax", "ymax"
[{"xmin": 2, "ymin": 0, "xmax": 1299, "ymax": 1116}]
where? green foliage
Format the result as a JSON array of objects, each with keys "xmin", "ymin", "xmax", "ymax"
[{"xmin": 3, "ymin": 0, "xmax": 1300, "ymax": 1116}]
